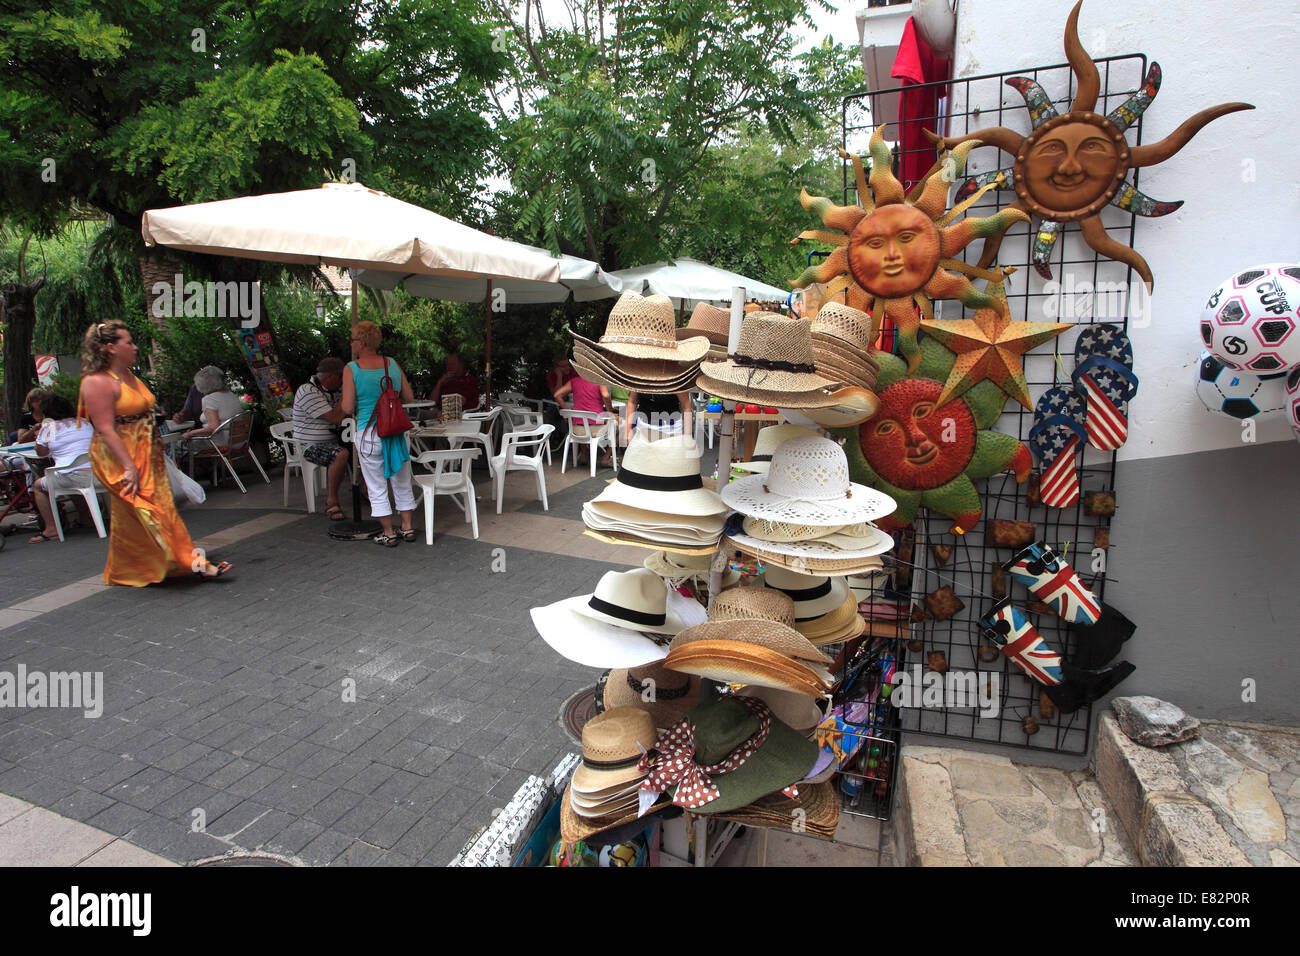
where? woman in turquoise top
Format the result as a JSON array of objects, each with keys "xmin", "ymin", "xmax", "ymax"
[{"xmin": 341, "ymin": 321, "xmax": 417, "ymax": 545}]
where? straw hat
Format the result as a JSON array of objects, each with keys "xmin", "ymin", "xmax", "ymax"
[
  {"xmin": 722, "ymin": 436, "xmax": 897, "ymax": 526},
  {"xmin": 570, "ymin": 568, "xmax": 694, "ymax": 635},
  {"xmin": 676, "ymin": 302, "xmax": 732, "ymax": 347},
  {"xmin": 588, "ymin": 433, "xmax": 725, "ymax": 518},
  {"xmin": 572, "ymin": 339, "xmax": 700, "ymax": 384},
  {"xmin": 643, "ymin": 550, "xmax": 740, "ymax": 589},
  {"xmin": 741, "ymin": 684, "xmax": 826, "ymax": 735},
  {"xmin": 671, "ymin": 587, "xmax": 828, "ymax": 662},
  {"xmin": 771, "ymin": 386, "xmax": 881, "ymax": 429},
  {"xmin": 665, "ymin": 641, "xmax": 831, "ymax": 697},
  {"xmin": 709, "ymin": 780, "xmax": 840, "ymax": 836},
  {"xmin": 811, "ymin": 302, "xmax": 876, "ymax": 358},
  {"xmin": 699, "ymin": 314, "xmax": 838, "ymax": 405},
  {"xmin": 724, "ymin": 534, "xmax": 889, "ymax": 576},
  {"xmin": 763, "ymin": 566, "xmax": 851, "ymax": 619},
  {"xmin": 732, "ymin": 424, "xmax": 821, "ymax": 474},
  {"xmin": 571, "ymin": 706, "xmax": 659, "ymax": 793},
  {"xmin": 741, "ymin": 516, "xmax": 884, "ymax": 551},
  {"xmin": 594, "ymin": 291, "xmax": 711, "ymax": 362},
  {"xmin": 601, "ymin": 659, "xmax": 703, "ymax": 730},
  {"xmin": 584, "ymin": 500, "xmax": 726, "ymax": 539}
]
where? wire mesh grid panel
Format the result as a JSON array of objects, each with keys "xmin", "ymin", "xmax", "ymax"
[{"xmin": 833, "ymin": 53, "xmax": 1149, "ymax": 755}]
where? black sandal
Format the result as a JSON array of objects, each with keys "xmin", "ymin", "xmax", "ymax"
[
  {"xmin": 324, "ymin": 504, "xmax": 345, "ymax": 521},
  {"xmin": 374, "ymin": 532, "xmax": 400, "ymax": 547},
  {"xmin": 196, "ymin": 561, "xmax": 234, "ymax": 580},
  {"xmin": 399, "ymin": 527, "xmax": 417, "ymax": 542}
]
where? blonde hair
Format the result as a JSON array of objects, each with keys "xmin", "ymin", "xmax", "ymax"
[
  {"xmin": 353, "ymin": 321, "xmax": 382, "ymax": 350},
  {"xmin": 81, "ymin": 320, "xmax": 131, "ymax": 375}
]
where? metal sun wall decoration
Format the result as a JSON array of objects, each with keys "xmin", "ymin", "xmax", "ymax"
[
  {"xmin": 789, "ymin": 125, "xmax": 1029, "ymax": 373},
  {"xmin": 924, "ymin": 0, "xmax": 1254, "ymax": 288}
]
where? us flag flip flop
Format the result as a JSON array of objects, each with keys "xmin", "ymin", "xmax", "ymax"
[
  {"xmin": 1028, "ymin": 387, "xmax": 1088, "ymax": 508},
  {"xmin": 1072, "ymin": 324, "xmax": 1139, "ymax": 450}
]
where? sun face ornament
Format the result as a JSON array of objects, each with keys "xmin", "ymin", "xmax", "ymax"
[
  {"xmin": 924, "ymin": 0, "xmax": 1253, "ymax": 287},
  {"xmin": 834, "ymin": 337, "xmax": 1032, "ymax": 535},
  {"xmin": 790, "ymin": 124, "xmax": 1029, "ymax": 373}
]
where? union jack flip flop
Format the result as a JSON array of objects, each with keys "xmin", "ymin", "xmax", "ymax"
[
  {"xmin": 1072, "ymin": 324, "xmax": 1139, "ymax": 450},
  {"xmin": 1028, "ymin": 387, "xmax": 1088, "ymax": 508},
  {"xmin": 977, "ymin": 600, "xmax": 1063, "ymax": 686},
  {"xmin": 1005, "ymin": 542, "xmax": 1102, "ymax": 626}
]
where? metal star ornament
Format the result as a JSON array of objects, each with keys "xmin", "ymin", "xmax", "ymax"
[{"xmin": 921, "ymin": 274, "xmax": 1069, "ymax": 410}]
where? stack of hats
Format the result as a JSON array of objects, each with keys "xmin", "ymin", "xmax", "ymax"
[
  {"xmin": 722, "ymin": 436, "xmax": 896, "ymax": 575},
  {"xmin": 597, "ymin": 659, "xmax": 702, "ymax": 731},
  {"xmin": 665, "ymin": 587, "xmax": 832, "ymax": 698},
  {"xmin": 762, "ymin": 565, "xmax": 866, "ymax": 646},
  {"xmin": 708, "ymin": 779, "xmax": 840, "ymax": 836},
  {"xmin": 530, "ymin": 568, "xmax": 706, "ymax": 668},
  {"xmin": 561, "ymin": 707, "xmax": 669, "ymax": 842},
  {"xmin": 810, "ymin": 301, "xmax": 879, "ymax": 392},
  {"xmin": 582, "ymin": 433, "xmax": 727, "ymax": 550},
  {"xmin": 731, "ymin": 423, "xmax": 821, "ymax": 475},
  {"xmin": 697, "ymin": 313, "xmax": 839, "ymax": 409},
  {"xmin": 676, "ymin": 302, "xmax": 731, "ymax": 362},
  {"xmin": 571, "ymin": 291, "xmax": 706, "ymax": 394}
]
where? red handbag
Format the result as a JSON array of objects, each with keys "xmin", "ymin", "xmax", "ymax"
[{"xmin": 364, "ymin": 359, "xmax": 413, "ymax": 437}]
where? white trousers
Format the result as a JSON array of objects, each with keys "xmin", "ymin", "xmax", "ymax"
[{"xmin": 356, "ymin": 429, "xmax": 415, "ymax": 518}]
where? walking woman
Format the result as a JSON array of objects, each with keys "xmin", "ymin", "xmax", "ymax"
[
  {"xmin": 78, "ymin": 321, "xmax": 232, "ymax": 583},
  {"xmin": 341, "ymin": 321, "xmax": 417, "ymax": 545}
]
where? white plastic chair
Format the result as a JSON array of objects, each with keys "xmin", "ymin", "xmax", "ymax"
[
  {"xmin": 277, "ymin": 407, "xmax": 294, "ymax": 422},
  {"xmin": 411, "ymin": 447, "xmax": 480, "ymax": 544},
  {"xmin": 188, "ymin": 411, "xmax": 270, "ymax": 494},
  {"xmin": 559, "ymin": 409, "xmax": 618, "ymax": 477},
  {"xmin": 455, "ymin": 406, "xmax": 504, "ymax": 477},
  {"xmin": 490, "ymin": 424, "xmax": 555, "ymax": 514},
  {"xmin": 269, "ymin": 422, "xmax": 325, "ymax": 512},
  {"xmin": 44, "ymin": 454, "xmax": 107, "ymax": 541},
  {"xmin": 501, "ymin": 403, "xmax": 552, "ymax": 465}
]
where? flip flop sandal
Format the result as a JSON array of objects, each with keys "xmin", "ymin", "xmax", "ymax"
[
  {"xmin": 1005, "ymin": 541, "xmax": 1102, "ymax": 626},
  {"xmin": 1028, "ymin": 387, "xmax": 1088, "ymax": 508},
  {"xmin": 28, "ymin": 531, "xmax": 59, "ymax": 544},
  {"xmin": 195, "ymin": 561, "xmax": 234, "ymax": 580},
  {"xmin": 1072, "ymin": 323, "xmax": 1138, "ymax": 450},
  {"xmin": 977, "ymin": 599, "xmax": 1063, "ymax": 686},
  {"xmin": 325, "ymin": 504, "xmax": 345, "ymax": 521},
  {"xmin": 374, "ymin": 532, "xmax": 400, "ymax": 547}
]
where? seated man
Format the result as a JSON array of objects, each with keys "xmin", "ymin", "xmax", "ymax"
[
  {"xmin": 292, "ymin": 357, "xmax": 351, "ymax": 520},
  {"xmin": 428, "ymin": 352, "xmax": 480, "ymax": 412}
]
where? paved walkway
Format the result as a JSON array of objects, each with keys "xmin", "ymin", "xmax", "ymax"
[{"xmin": 0, "ymin": 456, "xmax": 646, "ymax": 865}]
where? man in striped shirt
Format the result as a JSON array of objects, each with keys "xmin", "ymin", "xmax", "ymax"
[{"xmin": 292, "ymin": 357, "xmax": 350, "ymax": 520}]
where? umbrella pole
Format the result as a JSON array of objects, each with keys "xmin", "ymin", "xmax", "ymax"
[
  {"xmin": 331, "ymin": 270, "xmax": 383, "ymax": 540},
  {"xmin": 707, "ymin": 287, "xmax": 747, "ymax": 609},
  {"xmin": 485, "ymin": 279, "xmax": 493, "ymax": 410}
]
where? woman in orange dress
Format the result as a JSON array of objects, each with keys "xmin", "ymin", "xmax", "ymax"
[{"xmin": 78, "ymin": 321, "xmax": 232, "ymax": 585}]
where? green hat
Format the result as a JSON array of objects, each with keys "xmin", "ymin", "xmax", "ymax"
[{"xmin": 673, "ymin": 694, "xmax": 818, "ymax": 815}]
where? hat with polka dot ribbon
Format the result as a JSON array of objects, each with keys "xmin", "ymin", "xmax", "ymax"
[{"xmin": 637, "ymin": 693, "xmax": 819, "ymax": 816}]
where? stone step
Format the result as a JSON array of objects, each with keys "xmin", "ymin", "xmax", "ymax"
[
  {"xmin": 892, "ymin": 744, "xmax": 1137, "ymax": 866},
  {"xmin": 1094, "ymin": 712, "xmax": 1299, "ymax": 866}
]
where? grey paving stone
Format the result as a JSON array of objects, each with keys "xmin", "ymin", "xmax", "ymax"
[
  {"xmin": 390, "ymin": 814, "xmax": 456, "ymax": 862},
  {"xmin": 223, "ymin": 764, "xmax": 282, "ymax": 799},
  {"xmin": 329, "ymin": 841, "xmax": 386, "ymax": 867},
  {"xmin": 362, "ymin": 806, "xmax": 421, "ymax": 850},
  {"xmin": 159, "ymin": 830, "xmax": 234, "ymax": 864},
  {"xmin": 124, "ymin": 815, "xmax": 193, "ymax": 857},
  {"xmin": 49, "ymin": 788, "xmax": 117, "ymax": 823},
  {"xmin": 86, "ymin": 801, "xmax": 155, "ymax": 839},
  {"xmin": 202, "ymin": 757, "xmax": 260, "ymax": 790},
  {"xmin": 207, "ymin": 800, "xmax": 276, "ymax": 842},
  {"xmin": 227, "ymin": 807, "xmax": 296, "ymax": 852},
  {"xmin": 302, "ymin": 788, "xmax": 363, "ymax": 830},
  {"xmin": 299, "ymin": 828, "xmax": 356, "ymax": 866},
  {"xmin": 263, "ymin": 816, "xmax": 325, "ymax": 856},
  {"xmin": 332, "ymin": 797, "xmax": 394, "ymax": 838}
]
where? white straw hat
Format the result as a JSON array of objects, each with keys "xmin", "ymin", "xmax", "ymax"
[
  {"xmin": 589, "ymin": 433, "xmax": 726, "ymax": 517},
  {"xmin": 571, "ymin": 568, "xmax": 695, "ymax": 635},
  {"xmin": 732, "ymin": 424, "xmax": 822, "ymax": 474},
  {"xmin": 762, "ymin": 567, "xmax": 852, "ymax": 620},
  {"xmin": 722, "ymin": 436, "xmax": 896, "ymax": 525}
]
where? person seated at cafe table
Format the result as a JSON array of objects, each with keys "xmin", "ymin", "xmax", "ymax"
[
  {"xmin": 292, "ymin": 356, "xmax": 351, "ymax": 521},
  {"xmin": 171, "ymin": 382, "xmax": 204, "ymax": 426},
  {"xmin": 27, "ymin": 393, "xmax": 95, "ymax": 544},
  {"xmin": 427, "ymin": 352, "xmax": 480, "ymax": 412},
  {"xmin": 7, "ymin": 387, "xmax": 48, "ymax": 444}
]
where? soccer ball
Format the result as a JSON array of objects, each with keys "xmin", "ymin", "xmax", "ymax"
[
  {"xmin": 1199, "ymin": 263, "xmax": 1300, "ymax": 373},
  {"xmin": 1285, "ymin": 368, "xmax": 1300, "ymax": 441},
  {"xmin": 1195, "ymin": 350, "xmax": 1285, "ymax": 419}
]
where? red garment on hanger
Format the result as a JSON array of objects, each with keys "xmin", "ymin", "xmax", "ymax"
[{"xmin": 891, "ymin": 17, "xmax": 951, "ymax": 191}]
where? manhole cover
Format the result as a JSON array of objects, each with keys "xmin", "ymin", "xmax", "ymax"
[{"xmin": 559, "ymin": 685, "xmax": 602, "ymax": 744}]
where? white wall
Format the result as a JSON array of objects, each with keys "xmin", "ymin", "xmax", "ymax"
[{"xmin": 951, "ymin": 0, "xmax": 1300, "ymax": 461}]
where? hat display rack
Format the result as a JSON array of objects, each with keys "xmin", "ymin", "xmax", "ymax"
[{"xmin": 825, "ymin": 47, "xmax": 1156, "ymax": 759}]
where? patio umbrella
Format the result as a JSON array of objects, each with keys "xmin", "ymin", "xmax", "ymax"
[
  {"xmin": 610, "ymin": 257, "xmax": 791, "ymax": 311},
  {"xmin": 142, "ymin": 182, "xmax": 563, "ymax": 536}
]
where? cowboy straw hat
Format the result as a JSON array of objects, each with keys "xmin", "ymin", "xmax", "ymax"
[
  {"xmin": 644, "ymin": 694, "xmax": 820, "ymax": 815},
  {"xmin": 780, "ymin": 387, "xmax": 880, "ymax": 429},
  {"xmin": 676, "ymin": 302, "xmax": 732, "ymax": 347},
  {"xmin": 731, "ymin": 423, "xmax": 821, "ymax": 474},
  {"xmin": 699, "ymin": 313, "xmax": 838, "ymax": 403},
  {"xmin": 811, "ymin": 301, "xmax": 877, "ymax": 359},
  {"xmin": 591, "ymin": 291, "xmax": 711, "ymax": 362},
  {"xmin": 665, "ymin": 641, "xmax": 831, "ymax": 698},
  {"xmin": 589, "ymin": 433, "xmax": 725, "ymax": 518},
  {"xmin": 722, "ymin": 436, "xmax": 896, "ymax": 526},
  {"xmin": 571, "ymin": 706, "xmax": 659, "ymax": 793},
  {"xmin": 795, "ymin": 593, "xmax": 866, "ymax": 646},
  {"xmin": 601, "ymin": 659, "xmax": 703, "ymax": 730},
  {"xmin": 643, "ymin": 550, "xmax": 740, "ymax": 589},
  {"xmin": 570, "ymin": 352, "xmax": 699, "ymax": 396},
  {"xmin": 669, "ymin": 587, "xmax": 830, "ymax": 664},
  {"xmin": 573, "ymin": 338, "xmax": 701, "ymax": 383},
  {"xmin": 559, "ymin": 782, "xmax": 672, "ymax": 844},
  {"xmin": 709, "ymin": 780, "xmax": 840, "ymax": 836}
]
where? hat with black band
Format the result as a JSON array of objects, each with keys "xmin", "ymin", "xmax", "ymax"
[{"xmin": 588, "ymin": 432, "xmax": 726, "ymax": 518}]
